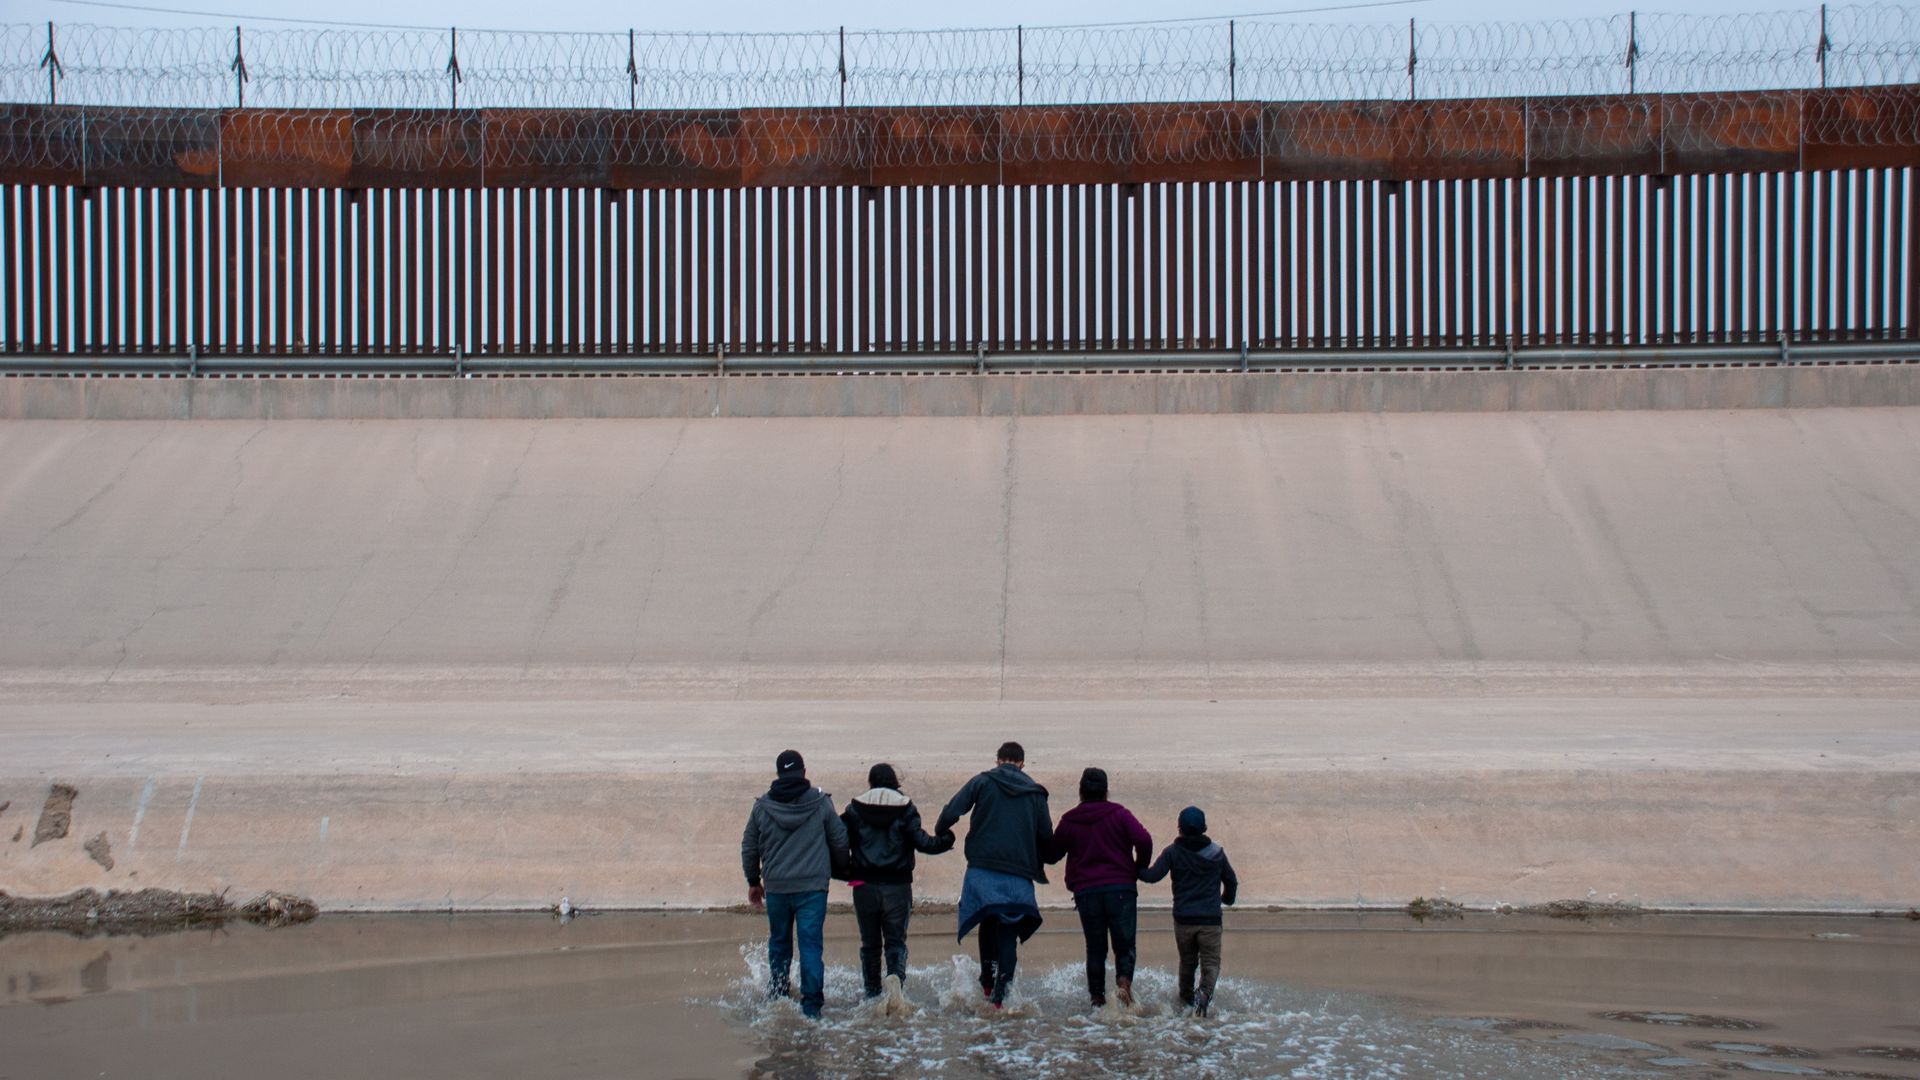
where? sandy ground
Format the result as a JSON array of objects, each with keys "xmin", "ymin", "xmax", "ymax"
[{"xmin": 1, "ymin": 409, "xmax": 1917, "ymax": 909}]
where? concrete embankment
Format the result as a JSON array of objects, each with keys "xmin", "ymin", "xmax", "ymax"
[
  {"xmin": 3, "ymin": 362, "xmax": 1920, "ymax": 421},
  {"xmin": 2, "ymin": 403, "xmax": 1917, "ymax": 910}
]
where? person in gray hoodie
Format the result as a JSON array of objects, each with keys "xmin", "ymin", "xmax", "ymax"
[
  {"xmin": 741, "ymin": 749, "xmax": 850, "ymax": 1019},
  {"xmin": 934, "ymin": 741, "xmax": 1053, "ymax": 1007}
]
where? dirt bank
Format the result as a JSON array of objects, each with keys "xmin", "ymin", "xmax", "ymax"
[{"xmin": 0, "ymin": 888, "xmax": 316, "ymax": 938}]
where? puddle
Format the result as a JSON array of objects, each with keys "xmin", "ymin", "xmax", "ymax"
[
  {"xmin": 724, "ymin": 946, "xmax": 1644, "ymax": 1079},
  {"xmin": 0, "ymin": 910, "xmax": 1915, "ymax": 1079}
]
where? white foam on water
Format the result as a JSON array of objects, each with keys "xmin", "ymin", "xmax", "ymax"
[{"xmin": 714, "ymin": 941, "xmax": 1654, "ymax": 1079}]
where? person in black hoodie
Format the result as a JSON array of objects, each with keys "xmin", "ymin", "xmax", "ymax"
[
  {"xmin": 934, "ymin": 741, "xmax": 1053, "ymax": 1007},
  {"xmin": 1138, "ymin": 805, "xmax": 1238, "ymax": 1016},
  {"xmin": 740, "ymin": 750, "xmax": 850, "ymax": 1019},
  {"xmin": 839, "ymin": 762, "xmax": 955, "ymax": 1002}
]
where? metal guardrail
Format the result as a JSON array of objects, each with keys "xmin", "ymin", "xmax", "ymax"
[{"xmin": 3, "ymin": 339, "xmax": 1914, "ymax": 377}]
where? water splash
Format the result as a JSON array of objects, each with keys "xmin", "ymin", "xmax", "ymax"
[{"xmin": 717, "ymin": 942, "xmax": 1646, "ymax": 1079}]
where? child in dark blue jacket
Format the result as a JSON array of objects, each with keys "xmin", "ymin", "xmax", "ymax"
[{"xmin": 1138, "ymin": 805, "xmax": 1238, "ymax": 1016}]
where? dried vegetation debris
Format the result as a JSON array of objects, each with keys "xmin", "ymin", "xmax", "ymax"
[{"xmin": 0, "ymin": 887, "xmax": 319, "ymax": 937}]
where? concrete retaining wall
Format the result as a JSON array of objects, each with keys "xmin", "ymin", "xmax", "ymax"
[{"xmin": 3, "ymin": 363, "xmax": 1919, "ymax": 420}]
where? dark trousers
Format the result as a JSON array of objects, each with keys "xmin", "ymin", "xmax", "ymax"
[
  {"xmin": 976, "ymin": 918, "xmax": 1021, "ymax": 1003},
  {"xmin": 764, "ymin": 890, "xmax": 828, "ymax": 1017},
  {"xmin": 1174, "ymin": 922, "xmax": 1224, "ymax": 1004},
  {"xmin": 852, "ymin": 882, "xmax": 913, "ymax": 997},
  {"xmin": 1073, "ymin": 888, "xmax": 1138, "ymax": 999}
]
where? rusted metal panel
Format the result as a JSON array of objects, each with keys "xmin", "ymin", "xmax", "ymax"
[{"xmin": 6, "ymin": 88, "xmax": 1913, "ymax": 191}]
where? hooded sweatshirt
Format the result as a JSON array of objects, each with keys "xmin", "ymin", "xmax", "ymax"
[
  {"xmin": 934, "ymin": 764, "xmax": 1054, "ymax": 884},
  {"xmin": 839, "ymin": 786, "xmax": 954, "ymax": 885},
  {"xmin": 741, "ymin": 776, "xmax": 850, "ymax": 895},
  {"xmin": 1139, "ymin": 834, "xmax": 1239, "ymax": 925},
  {"xmin": 1047, "ymin": 800, "xmax": 1153, "ymax": 894}
]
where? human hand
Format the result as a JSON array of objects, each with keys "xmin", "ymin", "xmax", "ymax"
[{"xmin": 748, "ymin": 884, "xmax": 765, "ymax": 909}]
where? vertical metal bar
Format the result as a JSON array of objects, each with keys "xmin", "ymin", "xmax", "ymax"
[
  {"xmin": 1391, "ymin": 182, "xmax": 1407, "ymax": 346},
  {"xmin": 223, "ymin": 186, "xmax": 241, "ymax": 352},
  {"xmin": 1745, "ymin": 172, "xmax": 1762, "ymax": 339},
  {"xmin": 533, "ymin": 187, "xmax": 551, "ymax": 352},
  {"xmin": 355, "ymin": 191, "xmax": 371, "ymax": 353},
  {"xmin": 765, "ymin": 187, "xmax": 780, "ymax": 352},
  {"xmin": 1020, "ymin": 184, "xmax": 1034, "ymax": 350},
  {"xmin": 1173, "ymin": 183, "xmax": 1190, "ymax": 348},
  {"xmin": 53, "ymin": 185, "xmax": 71, "ymax": 353},
  {"xmin": 881, "ymin": 186, "xmax": 897, "ymax": 350},
  {"xmin": 988, "ymin": 185, "xmax": 1003, "ymax": 352},
  {"xmin": 1410, "ymin": 180, "xmax": 1426, "ymax": 347},
  {"xmin": 29, "ymin": 186, "xmax": 48, "ymax": 350},
  {"xmin": 1475, "ymin": 178, "xmax": 1492, "ymax": 345},
  {"xmin": 1854, "ymin": 168, "xmax": 1870, "ymax": 334},
  {"xmin": 1713, "ymin": 173, "xmax": 1729, "ymax": 342},
  {"xmin": 1897, "ymin": 166, "xmax": 1914, "ymax": 337},
  {"xmin": 737, "ymin": 187, "xmax": 752, "ymax": 352},
  {"xmin": 1660, "ymin": 177, "xmax": 1677, "ymax": 343},
  {"xmin": 101, "ymin": 187, "xmax": 119, "ymax": 352},
  {"xmin": 841, "ymin": 186, "xmax": 856, "ymax": 354},
  {"xmin": 399, "ymin": 188, "xmax": 417, "ymax": 352},
  {"xmin": 1608, "ymin": 175, "xmax": 1624, "ymax": 344},
  {"xmin": 1625, "ymin": 176, "xmax": 1642, "ymax": 345},
  {"xmin": 1051, "ymin": 184, "xmax": 1066, "ymax": 349},
  {"xmin": 1064, "ymin": 184, "xmax": 1080, "ymax": 348},
  {"xmin": 1679, "ymin": 175, "xmax": 1697, "ymax": 342},
  {"xmin": 1261, "ymin": 181, "xmax": 1277, "ymax": 348},
  {"xmin": 1868, "ymin": 167, "xmax": 1887, "ymax": 335},
  {"xmin": 1340, "ymin": 180, "xmax": 1356, "ymax": 347},
  {"xmin": 515, "ymin": 188, "xmax": 532, "ymax": 352},
  {"xmin": 1, "ymin": 186, "xmax": 17, "ymax": 350},
  {"xmin": 1525, "ymin": 178, "xmax": 1542, "ymax": 344},
  {"xmin": 1493, "ymin": 178, "xmax": 1509, "ymax": 344},
  {"xmin": 1216, "ymin": 181, "xmax": 1231, "ymax": 349},
  {"xmin": 693, "ymin": 187, "xmax": 708, "ymax": 354},
  {"xmin": 568, "ymin": 188, "xmax": 585, "ymax": 352},
  {"xmin": 1101, "ymin": 184, "xmax": 1115, "ymax": 350},
  {"xmin": 1762, "ymin": 173, "xmax": 1779, "ymax": 339},
  {"xmin": 82, "ymin": 185, "xmax": 102, "ymax": 351},
  {"xmin": 267, "ymin": 186, "xmax": 284, "ymax": 351},
  {"xmin": 1440, "ymin": 179, "xmax": 1456, "ymax": 345},
  {"xmin": 1797, "ymin": 171, "xmax": 1812, "ymax": 337},
  {"xmin": 1559, "ymin": 176, "xmax": 1576, "ymax": 344},
  {"xmin": 1148, "ymin": 183, "xmax": 1164, "ymax": 348},
  {"xmin": 971, "ymin": 184, "xmax": 986, "ymax": 352},
  {"xmin": 922, "ymin": 186, "xmax": 938, "ymax": 350},
  {"xmin": 157, "ymin": 185, "xmax": 176, "ymax": 352},
  {"xmin": 304, "ymin": 188, "xmax": 320, "ymax": 349},
  {"xmin": 433, "ymin": 187, "xmax": 449, "ymax": 353},
  {"xmin": 1818, "ymin": 171, "xmax": 1834, "ymax": 337}
]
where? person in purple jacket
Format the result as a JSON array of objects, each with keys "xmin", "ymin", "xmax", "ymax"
[{"xmin": 1045, "ymin": 766, "xmax": 1153, "ymax": 1008}]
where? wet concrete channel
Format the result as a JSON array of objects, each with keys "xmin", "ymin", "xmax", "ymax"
[{"xmin": 2, "ymin": 910, "xmax": 1915, "ymax": 1079}]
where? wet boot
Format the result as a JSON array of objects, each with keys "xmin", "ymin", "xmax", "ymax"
[
  {"xmin": 1115, "ymin": 977, "xmax": 1134, "ymax": 1008},
  {"xmin": 1089, "ymin": 991, "xmax": 1107, "ymax": 1008},
  {"xmin": 1194, "ymin": 988, "xmax": 1211, "ymax": 1018}
]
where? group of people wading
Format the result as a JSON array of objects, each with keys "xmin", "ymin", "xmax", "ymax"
[{"xmin": 740, "ymin": 742, "xmax": 1238, "ymax": 1019}]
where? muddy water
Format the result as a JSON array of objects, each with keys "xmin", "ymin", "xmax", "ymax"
[{"xmin": 1, "ymin": 911, "xmax": 1915, "ymax": 1079}]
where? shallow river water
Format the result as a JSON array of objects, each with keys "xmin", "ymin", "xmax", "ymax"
[{"xmin": 2, "ymin": 910, "xmax": 1915, "ymax": 1079}]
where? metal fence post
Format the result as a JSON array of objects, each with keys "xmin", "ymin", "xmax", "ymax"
[
  {"xmin": 838, "ymin": 26, "xmax": 847, "ymax": 109},
  {"xmin": 1407, "ymin": 19, "xmax": 1418, "ymax": 101},
  {"xmin": 231, "ymin": 26, "xmax": 248, "ymax": 109},
  {"xmin": 1017, "ymin": 25, "xmax": 1025, "ymax": 106},
  {"xmin": 1626, "ymin": 12, "xmax": 1639, "ymax": 94},
  {"xmin": 446, "ymin": 27, "xmax": 462, "ymax": 109},
  {"xmin": 39, "ymin": 22, "xmax": 62, "ymax": 105},
  {"xmin": 1229, "ymin": 20, "xmax": 1237, "ymax": 102},
  {"xmin": 626, "ymin": 30, "xmax": 638, "ymax": 109},
  {"xmin": 1816, "ymin": 3, "xmax": 1830, "ymax": 89}
]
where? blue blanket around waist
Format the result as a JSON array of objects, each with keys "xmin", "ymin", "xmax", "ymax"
[{"xmin": 955, "ymin": 866, "xmax": 1044, "ymax": 944}]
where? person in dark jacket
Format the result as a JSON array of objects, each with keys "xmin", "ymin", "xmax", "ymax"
[
  {"xmin": 1045, "ymin": 766, "xmax": 1153, "ymax": 1008},
  {"xmin": 839, "ymin": 762, "xmax": 954, "ymax": 1003},
  {"xmin": 1139, "ymin": 805, "xmax": 1238, "ymax": 1016},
  {"xmin": 741, "ymin": 749, "xmax": 850, "ymax": 1019},
  {"xmin": 934, "ymin": 741, "xmax": 1053, "ymax": 1007}
]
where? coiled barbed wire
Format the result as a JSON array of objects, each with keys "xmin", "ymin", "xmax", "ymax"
[{"xmin": 2, "ymin": 6, "xmax": 1916, "ymax": 110}]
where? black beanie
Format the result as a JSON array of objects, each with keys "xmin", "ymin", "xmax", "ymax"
[
  {"xmin": 867, "ymin": 762, "xmax": 900, "ymax": 790},
  {"xmin": 1079, "ymin": 767, "xmax": 1109, "ymax": 802}
]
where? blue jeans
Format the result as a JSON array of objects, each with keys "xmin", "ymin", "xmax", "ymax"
[{"xmin": 764, "ymin": 890, "xmax": 828, "ymax": 1017}]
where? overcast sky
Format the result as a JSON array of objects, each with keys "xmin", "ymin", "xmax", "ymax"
[{"xmin": 7, "ymin": 0, "xmax": 1825, "ymax": 34}]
